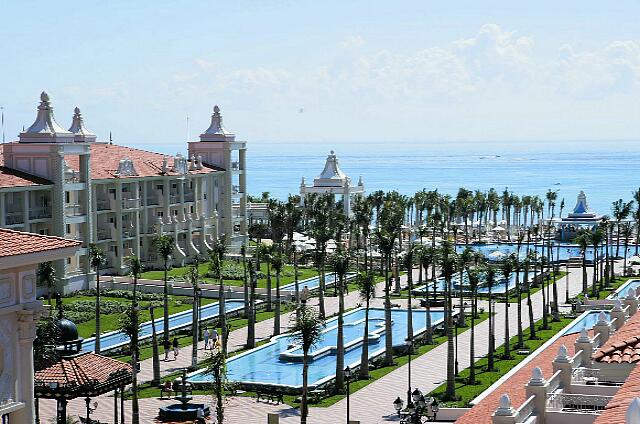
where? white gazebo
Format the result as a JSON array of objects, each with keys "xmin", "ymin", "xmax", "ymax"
[{"xmin": 299, "ymin": 150, "xmax": 364, "ymax": 216}]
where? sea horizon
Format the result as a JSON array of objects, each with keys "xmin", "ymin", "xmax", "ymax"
[{"xmin": 131, "ymin": 139, "xmax": 640, "ymax": 215}]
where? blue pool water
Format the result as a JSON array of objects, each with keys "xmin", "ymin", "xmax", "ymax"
[
  {"xmin": 457, "ymin": 243, "xmax": 638, "ymax": 263},
  {"xmin": 188, "ymin": 307, "xmax": 445, "ymax": 388},
  {"xmin": 82, "ymin": 300, "xmax": 245, "ymax": 352},
  {"xmin": 280, "ymin": 272, "xmax": 357, "ymax": 292},
  {"xmin": 414, "ymin": 271, "xmax": 527, "ymax": 294},
  {"xmin": 610, "ymin": 279, "xmax": 640, "ymax": 299},
  {"xmin": 563, "ymin": 311, "xmax": 611, "ymax": 335}
]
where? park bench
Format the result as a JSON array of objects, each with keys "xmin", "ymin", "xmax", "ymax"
[{"xmin": 256, "ymin": 388, "xmax": 285, "ymax": 404}]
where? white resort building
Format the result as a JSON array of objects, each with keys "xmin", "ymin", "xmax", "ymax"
[
  {"xmin": 0, "ymin": 93, "xmax": 247, "ymax": 292},
  {"xmin": 299, "ymin": 150, "xmax": 364, "ymax": 217}
]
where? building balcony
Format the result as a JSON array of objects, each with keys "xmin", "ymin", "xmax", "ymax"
[
  {"xmin": 184, "ymin": 193, "xmax": 195, "ymax": 202},
  {"xmin": 29, "ymin": 207, "xmax": 52, "ymax": 220},
  {"xmin": 122, "ymin": 198, "xmax": 141, "ymax": 209},
  {"xmin": 97, "ymin": 228, "xmax": 112, "ymax": 241},
  {"xmin": 5, "ymin": 211, "xmax": 24, "ymax": 225},
  {"xmin": 122, "ymin": 229, "xmax": 135, "ymax": 239},
  {"xmin": 146, "ymin": 196, "xmax": 160, "ymax": 206},
  {"xmin": 97, "ymin": 199, "xmax": 112, "ymax": 211},
  {"xmin": 65, "ymin": 204, "xmax": 84, "ymax": 217},
  {"xmin": 169, "ymin": 195, "xmax": 179, "ymax": 204},
  {"xmin": 546, "ymin": 392, "xmax": 612, "ymax": 414},
  {"xmin": 231, "ymin": 161, "xmax": 241, "ymax": 171}
]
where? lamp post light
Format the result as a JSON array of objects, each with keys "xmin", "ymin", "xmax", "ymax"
[{"xmin": 344, "ymin": 366, "xmax": 352, "ymax": 423}]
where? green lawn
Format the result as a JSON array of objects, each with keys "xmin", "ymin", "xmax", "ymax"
[
  {"xmin": 55, "ymin": 294, "xmax": 215, "ymax": 339},
  {"xmin": 140, "ymin": 261, "xmax": 318, "ymax": 289},
  {"xmin": 430, "ymin": 315, "xmax": 574, "ymax": 407},
  {"xmin": 574, "ymin": 276, "xmax": 633, "ymax": 300}
]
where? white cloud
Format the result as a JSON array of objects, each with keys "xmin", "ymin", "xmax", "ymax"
[{"xmin": 340, "ymin": 35, "xmax": 365, "ymax": 50}]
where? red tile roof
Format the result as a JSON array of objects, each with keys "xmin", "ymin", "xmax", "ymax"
[
  {"xmin": 0, "ymin": 145, "xmax": 52, "ymax": 188},
  {"xmin": 34, "ymin": 351, "xmax": 132, "ymax": 397},
  {"xmin": 593, "ymin": 311, "xmax": 640, "ymax": 364},
  {"xmin": 593, "ymin": 361, "xmax": 640, "ymax": 424},
  {"xmin": 64, "ymin": 143, "xmax": 220, "ymax": 180},
  {"xmin": 457, "ymin": 333, "xmax": 578, "ymax": 424},
  {"xmin": 0, "ymin": 228, "xmax": 81, "ymax": 258}
]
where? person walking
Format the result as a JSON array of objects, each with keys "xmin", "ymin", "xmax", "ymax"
[
  {"xmin": 196, "ymin": 406, "xmax": 206, "ymax": 424},
  {"xmin": 163, "ymin": 338, "xmax": 171, "ymax": 361},
  {"xmin": 172, "ymin": 337, "xmax": 180, "ymax": 359},
  {"xmin": 203, "ymin": 327, "xmax": 210, "ymax": 350},
  {"xmin": 212, "ymin": 328, "xmax": 219, "ymax": 350}
]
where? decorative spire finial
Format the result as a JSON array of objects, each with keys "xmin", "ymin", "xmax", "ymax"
[
  {"xmin": 214, "ymin": 105, "xmax": 220, "ymax": 114},
  {"xmin": 529, "ymin": 366, "xmax": 546, "ymax": 385},
  {"xmin": 41, "ymin": 91, "xmax": 49, "ymax": 103},
  {"xmin": 69, "ymin": 106, "xmax": 96, "ymax": 142}
]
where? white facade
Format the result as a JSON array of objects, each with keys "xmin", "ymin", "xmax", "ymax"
[
  {"xmin": 0, "ymin": 231, "xmax": 80, "ymax": 423},
  {"xmin": 0, "ymin": 93, "xmax": 247, "ymax": 293}
]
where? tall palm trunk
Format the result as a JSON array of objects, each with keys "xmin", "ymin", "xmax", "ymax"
[
  {"xmin": 487, "ymin": 283, "xmax": 494, "ymax": 371},
  {"xmin": 95, "ymin": 270, "xmax": 101, "ymax": 353},
  {"xmin": 334, "ymin": 274, "xmax": 345, "ymax": 393},
  {"xmin": 163, "ymin": 259, "xmax": 170, "ymax": 347},
  {"xmin": 582, "ymin": 251, "xmax": 588, "ymax": 293},
  {"xmin": 360, "ymin": 299, "xmax": 371, "ymax": 379},
  {"xmin": 266, "ymin": 261, "xmax": 273, "ymax": 312},
  {"xmin": 469, "ymin": 287, "xmax": 476, "ymax": 384},
  {"xmin": 503, "ymin": 278, "xmax": 510, "ymax": 358},
  {"xmin": 149, "ymin": 306, "xmax": 161, "ymax": 385},
  {"xmin": 301, "ymin": 352, "xmax": 310, "ymax": 424},
  {"xmin": 274, "ymin": 271, "xmax": 281, "ymax": 336},
  {"xmin": 218, "ymin": 275, "xmax": 227, "ymax": 354},
  {"xmin": 445, "ymin": 274, "xmax": 455, "ymax": 399},
  {"xmin": 243, "ymin": 255, "xmax": 249, "ymax": 318},
  {"xmin": 247, "ymin": 271, "xmax": 256, "ymax": 348},
  {"xmin": 525, "ymin": 261, "xmax": 535, "ymax": 339},
  {"xmin": 131, "ymin": 277, "xmax": 140, "ymax": 424},
  {"xmin": 407, "ymin": 265, "xmax": 413, "ymax": 345},
  {"xmin": 384, "ymin": 254, "xmax": 394, "ymax": 365},
  {"xmin": 319, "ymin": 248, "xmax": 326, "ymax": 319}
]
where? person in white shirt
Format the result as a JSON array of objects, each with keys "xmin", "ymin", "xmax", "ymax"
[{"xmin": 203, "ymin": 328, "xmax": 210, "ymax": 350}]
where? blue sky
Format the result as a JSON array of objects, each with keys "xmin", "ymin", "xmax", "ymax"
[{"xmin": 1, "ymin": 0, "xmax": 639, "ymax": 145}]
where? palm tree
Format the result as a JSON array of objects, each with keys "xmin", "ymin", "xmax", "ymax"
[
  {"xmin": 148, "ymin": 302, "xmax": 161, "ymax": 385},
  {"xmin": 333, "ymin": 249, "xmax": 349, "ymax": 393},
  {"xmin": 524, "ymin": 250, "xmax": 537, "ymax": 340},
  {"xmin": 485, "ymin": 266, "xmax": 496, "ymax": 371},
  {"xmin": 37, "ymin": 261, "xmax": 56, "ymax": 304},
  {"xmin": 126, "ymin": 255, "xmax": 143, "ymax": 424},
  {"xmin": 466, "ymin": 266, "xmax": 481, "ymax": 385},
  {"xmin": 612, "ymin": 199, "xmax": 634, "ymax": 257},
  {"xmin": 206, "ymin": 348, "xmax": 227, "ymax": 424},
  {"xmin": 457, "ymin": 247, "xmax": 473, "ymax": 325},
  {"xmin": 272, "ymin": 250, "xmax": 284, "ymax": 336},
  {"xmin": 152, "ymin": 234, "xmax": 174, "ymax": 348},
  {"xmin": 241, "ymin": 243, "xmax": 249, "ymax": 318},
  {"xmin": 185, "ymin": 260, "xmax": 201, "ymax": 370},
  {"xmin": 290, "ymin": 306, "xmax": 326, "ymax": 424},
  {"xmin": 88, "ymin": 244, "xmax": 105, "ymax": 353},
  {"xmin": 376, "ymin": 195, "xmax": 404, "ymax": 365},
  {"xmin": 209, "ymin": 238, "xmax": 228, "ymax": 354},
  {"xmin": 420, "ymin": 247, "xmax": 436, "ymax": 345},
  {"xmin": 246, "ymin": 260, "xmax": 257, "ymax": 348},
  {"xmin": 622, "ymin": 222, "xmax": 633, "ymax": 275},
  {"xmin": 590, "ymin": 228, "xmax": 604, "ymax": 297},
  {"xmin": 575, "ymin": 229, "xmax": 590, "ymax": 294},
  {"xmin": 260, "ymin": 243, "xmax": 274, "ymax": 312},
  {"xmin": 403, "ymin": 246, "xmax": 415, "ymax": 345},
  {"xmin": 357, "ymin": 272, "xmax": 376, "ymax": 380},
  {"xmin": 500, "ymin": 255, "xmax": 514, "ymax": 359},
  {"xmin": 440, "ymin": 240, "xmax": 459, "ymax": 399}
]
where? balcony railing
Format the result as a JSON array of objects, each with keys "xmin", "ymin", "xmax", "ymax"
[
  {"xmin": 231, "ymin": 161, "xmax": 241, "ymax": 170},
  {"xmin": 97, "ymin": 228, "xmax": 112, "ymax": 241},
  {"xmin": 572, "ymin": 367, "xmax": 624, "ymax": 386},
  {"xmin": 29, "ymin": 207, "xmax": 51, "ymax": 220},
  {"xmin": 184, "ymin": 193, "xmax": 195, "ymax": 202},
  {"xmin": 547, "ymin": 393, "xmax": 612, "ymax": 413},
  {"xmin": 122, "ymin": 229, "xmax": 135, "ymax": 238},
  {"xmin": 64, "ymin": 170, "xmax": 81, "ymax": 183},
  {"xmin": 65, "ymin": 204, "xmax": 84, "ymax": 217},
  {"xmin": 122, "ymin": 198, "xmax": 141, "ymax": 209},
  {"xmin": 5, "ymin": 211, "xmax": 24, "ymax": 225},
  {"xmin": 169, "ymin": 195, "xmax": 179, "ymax": 204},
  {"xmin": 97, "ymin": 199, "xmax": 111, "ymax": 211},
  {"xmin": 146, "ymin": 196, "xmax": 160, "ymax": 206}
]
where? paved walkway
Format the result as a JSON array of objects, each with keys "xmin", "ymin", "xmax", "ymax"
[{"xmin": 39, "ymin": 264, "xmax": 617, "ymax": 423}]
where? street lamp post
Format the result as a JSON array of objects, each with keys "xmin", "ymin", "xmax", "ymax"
[
  {"xmin": 455, "ymin": 319, "xmax": 459, "ymax": 376},
  {"xmin": 565, "ymin": 261, "xmax": 570, "ymax": 304},
  {"xmin": 344, "ymin": 366, "xmax": 352, "ymax": 423}
]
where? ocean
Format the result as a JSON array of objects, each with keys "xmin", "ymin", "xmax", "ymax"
[{"xmin": 134, "ymin": 139, "xmax": 640, "ymax": 215}]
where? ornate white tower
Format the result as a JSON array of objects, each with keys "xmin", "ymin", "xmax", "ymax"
[{"xmin": 188, "ymin": 106, "xmax": 247, "ymax": 246}]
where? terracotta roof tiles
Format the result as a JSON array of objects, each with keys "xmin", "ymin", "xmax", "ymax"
[
  {"xmin": 593, "ymin": 310, "xmax": 640, "ymax": 364},
  {"xmin": 0, "ymin": 228, "xmax": 81, "ymax": 258}
]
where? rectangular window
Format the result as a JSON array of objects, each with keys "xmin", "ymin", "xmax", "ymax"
[
  {"xmin": 66, "ymin": 224, "xmax": 71, "ymax": 234},
  {"xmin": 65, "ymin": 192, "xmax": 70, "ymax": 203},
  {"xmin": 157, "ymin": 211, "xmax": 163, "ymax": 217}
]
